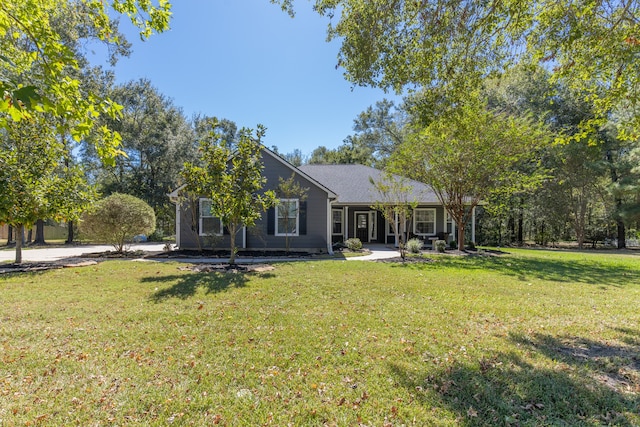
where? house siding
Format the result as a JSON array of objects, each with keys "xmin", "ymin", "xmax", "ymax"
[{"xmin": 177, "ymin": 148, "xmax": 331, "ymax": 253}]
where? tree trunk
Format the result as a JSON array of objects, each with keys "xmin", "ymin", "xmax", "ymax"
[
  {"xmin": 7, "ymin": 225, "xmax": 13, "ymax": 245},
  {"xmin": 617, "ymin": 218, "xmax": 626, "ymax": 249},
  {"xmin": 457, "ymin": 222, "xmax": 465, "ymax": 251},
  {"xmin": 229, "ymin": 224, "xmax": 237, "ymax": 264},
  {"xmin": 517, "ymin": 210, "xmax": 524, "ymax": 246},
  {"xmin": 26, "ymin": 227, "xmax": 32, "ymax": 244},
  {"xmin": 66, "ymin": 220, "xmax": 74, "ymax": 244},
  {"xmin": 15, "ymin": 224, "xmax": 23, "ymax": 264},
  {"xmin": 507, "ymin": 216, "xmax": 515, "ymax": 244},
  {"xmin": 34, "ymin": 219, "xmax": 46, "ymax": 245}
]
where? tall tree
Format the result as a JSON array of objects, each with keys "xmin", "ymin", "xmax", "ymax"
[
  {"xmin": 181, "ymin": 119, "xmax": 277, "ymax": 264},
  {"xmin": 274, "ymin": 0, "xmax": 640, "ymax": 143},
  {"xmin": 0, "ymin": 113, "xmax": 94, "ymax": 263},
  {"xmin": 1, "ymin": 0, "xmax": 171, "ymax": 163},
  {"xmin": 348, "ymin": 99, "xmax": 407, "ymax": 166},
  {"xmin": 395, "ymin": 97, "xmax": 549, "ymax": 251},
  {"xmin": 86, "ymin": 79, "xmax": 196, "ymax": 234}
]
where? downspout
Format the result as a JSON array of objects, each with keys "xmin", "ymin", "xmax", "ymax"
[{"xmin": 327, "ymin": 199, "xmax": 334, "ymax": 255}]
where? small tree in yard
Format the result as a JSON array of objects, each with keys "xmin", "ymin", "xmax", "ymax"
[
  {"xmin": 369, "ymin": 173, "xmax": 417, "ymax": 261},
  {"xmin": 80, "ymin": 193, "xmax": 156, "ymax": 252},
  {"xmin": 276, "ymin": 174, "xmax": 308, "ymax": 254},
  {"xmin": 181, "ymin": 119, "xmax": 276, "ymax": 264}
]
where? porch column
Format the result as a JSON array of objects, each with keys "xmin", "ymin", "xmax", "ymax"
[
  {"xmin": 472, "ymin": 207, "xmax": 476, "ymax": 243},
  {"xmin": 242, "ymin": 226, "xmax": 247, "ymax": 249},
  {"xmin": 344, "ymin": 206, "xmax": 349, "ymax": 239},
  {"xmin": 175, "ymin": 202, "xmax": 181, "ymax": 248}
]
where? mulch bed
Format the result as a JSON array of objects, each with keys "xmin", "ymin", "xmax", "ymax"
[
  {"xmin": 152, "ymin": 249, "xmax": 315, "ymax": 259},
  {"xmin": 177, "ymin": 264, "xmax": 275, "ymax": 273},
  {"xmin": 0, "ymin": 259, "xmax": 99, "ymax": 274}
]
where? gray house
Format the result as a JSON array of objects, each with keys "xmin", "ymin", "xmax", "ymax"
[{"xmin": 170, "ymin": 146, "xmax": 476, "ymax": 253}]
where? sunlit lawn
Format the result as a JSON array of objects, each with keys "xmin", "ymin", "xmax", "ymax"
[{"xmin": 1, "ymin": 249, "xmax": 638, "ymax": 426}]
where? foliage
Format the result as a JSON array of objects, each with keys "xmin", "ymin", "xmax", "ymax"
[
  {"xmin": 344, "ymin": 237, "xmax": 362, "ymax": 251},
  {"xmin": 83, "ymin": 78, "xmax": 196, "ymax": 233},
  {"xmin": 405, "ymin": 237, "xmax": 423, "ymax": 254},
  {"xmin": 79, "ymin": 193, "xmax": 156, "ymax": 252},
  {"xmin": 181, "ymin": 118, "xmax": 277, "ymax": 264},
  {"xmin": 1, "ymin": 249, "xmax": 639, "ymax": 425},
  {"xmin": 395, "ymin": 96, "xmax": 549, "ymax": 251},
  {"xmin": 0, "ymin": 113, "xmax": 95, "ymax": 263},
  {"xmin": 276, "ymin": 174, "xmax": 309, "ymax": 253},
  {"xmin": 435, "ymin": 239, "xmax": 447, "ymax": 253},
  {"xmin": 274, "ymin": 0, "xmax": 640, "ymax": 140},
  {"xmin": 0, "ymin": 0, "xmax": 171, "ymax": 163},
  {"xmin": 308, "ymin": 142, "xmax": 375, "ymax": 166},
  {"xmin": 369, "ymin": 172, "xmax": 416, "ymax": 260}
]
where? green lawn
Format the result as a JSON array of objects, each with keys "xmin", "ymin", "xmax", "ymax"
[{"xmin": 1, "ymin": 249, "xmax": 638, "ymax": 426}]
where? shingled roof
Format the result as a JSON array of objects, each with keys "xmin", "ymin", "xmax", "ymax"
[{"xmin": 297, "ymin": 164, "xmax": 440, "ymax": 205}]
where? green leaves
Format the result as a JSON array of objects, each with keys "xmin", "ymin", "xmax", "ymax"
[
  {"xmin": 182, "ymin": 118, "xmax": 276, "ymax": 263},
  {"xmin": 0, "ymin": 0, "xmax": 172, "ymax": 162}
]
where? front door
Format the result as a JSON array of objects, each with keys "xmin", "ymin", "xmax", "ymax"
[{"xmin": 356, "ymin": 213, "xmax": 369, "ymax": 242}]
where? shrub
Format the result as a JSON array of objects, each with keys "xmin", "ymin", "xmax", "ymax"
[
  {"xmin": 449, "ymin": 240, "xmax": 457, "ymax": 249},
  {"xmin": 344, "ymin": 238, "xmax": 363, "ymax": 251},
  {"xmin": 435, "ymin": 239, "xmax": 447, "ymax": 253},
  {"xmin": 80, "ymin": 193, "xmax": 156, "ymax": 252},
  {"xmin": 406, "ymin": 238, "xmax": 424, "ymax": 253},
  {"xmin": 466, "ymin": 241, "xmax": 476, "ymax": 250}
]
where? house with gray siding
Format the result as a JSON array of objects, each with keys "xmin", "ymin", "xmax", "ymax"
[{"xmin": 170, "ymin": 146, "xmax": 476, "ymax": 254}]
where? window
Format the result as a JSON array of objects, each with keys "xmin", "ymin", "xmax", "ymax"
[
  {"xmin": 276, "ymin": 199, "xmax": 299, "ymax": 236},
  {"xmin": 332, "ymin": 209, "xmax": 343, "ymax": 235},
  {"xmin": 414, "ymin": 208, "xmax": 436, "ymax": 235},
  {"xmin": 199, "ymin": 198, "xmax": 223, "ymax": 236}
]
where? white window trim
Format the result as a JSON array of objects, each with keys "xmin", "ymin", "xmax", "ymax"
[
  {"xmin": 445, "ymin": 211, "xmax": 456, "ymax": 237},
  {"xmin": 199, "ymin": 198, "xmax": 223, "ymax": 236},
  {"xmin": 275, "ymin": 198, "xmax": 299, "ymax": 237},
  {"xmin": 369, "ymin": 211, "xmax": 377, "ymax": 241},
  {"xmin": 413, "ymin": 208, "xmax": 436, "ymax": 236},
  {"xmin": 332, "ymin": 208, "xmax": 344, "ymax": 235}
]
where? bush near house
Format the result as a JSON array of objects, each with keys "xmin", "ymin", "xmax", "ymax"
[
  {"xmin": 406, "ymin": 237, "xmax": 424, "ymax": 253},
  {"xmin": 344, "ymin": 237, "xmax": 363, "ymax": 251}
]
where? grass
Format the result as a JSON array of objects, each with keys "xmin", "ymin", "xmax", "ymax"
[{"xmin": 0, "ymin": 248, "xmax": 638, "ymax": 426}]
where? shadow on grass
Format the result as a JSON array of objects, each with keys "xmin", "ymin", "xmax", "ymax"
[
  {"xmin": 509, "ymin": 330, "xmax": 640, "ymax": 392},
  {"xmin": 145, "ymin": 271, "xmax": 269, "ymax": 302},
  {"xmin": 393, "ymin": 253, "xmax": 640, "ymax": 287},
  {"xmin": 389, "ymin": 332, "xmax": 639, "ymax": 425}
]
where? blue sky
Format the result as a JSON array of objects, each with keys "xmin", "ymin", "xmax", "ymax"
[{"xmin": 95, "ymin": 0, "xmax": 400, "ymax": 155}]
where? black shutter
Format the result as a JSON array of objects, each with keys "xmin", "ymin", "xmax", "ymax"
[
  {"xmin": 223, "ymin": 225, "xmax": 229, "ymax": 235},
  {"xmin": 192, "ymin": 199, "xmax": 199, "ymax": 232},
  {"xmin": 299, "ymin": 201, "xmax": 307, "ymax": 235},
  {"xmin": 267, "ymin": 207, "xmax": 275, "ymax": 235}
]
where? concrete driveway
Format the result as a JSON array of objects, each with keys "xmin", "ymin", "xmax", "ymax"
[{"xmin": 0, "ymin": 243, "xmax": 167, "ymax": 263}]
